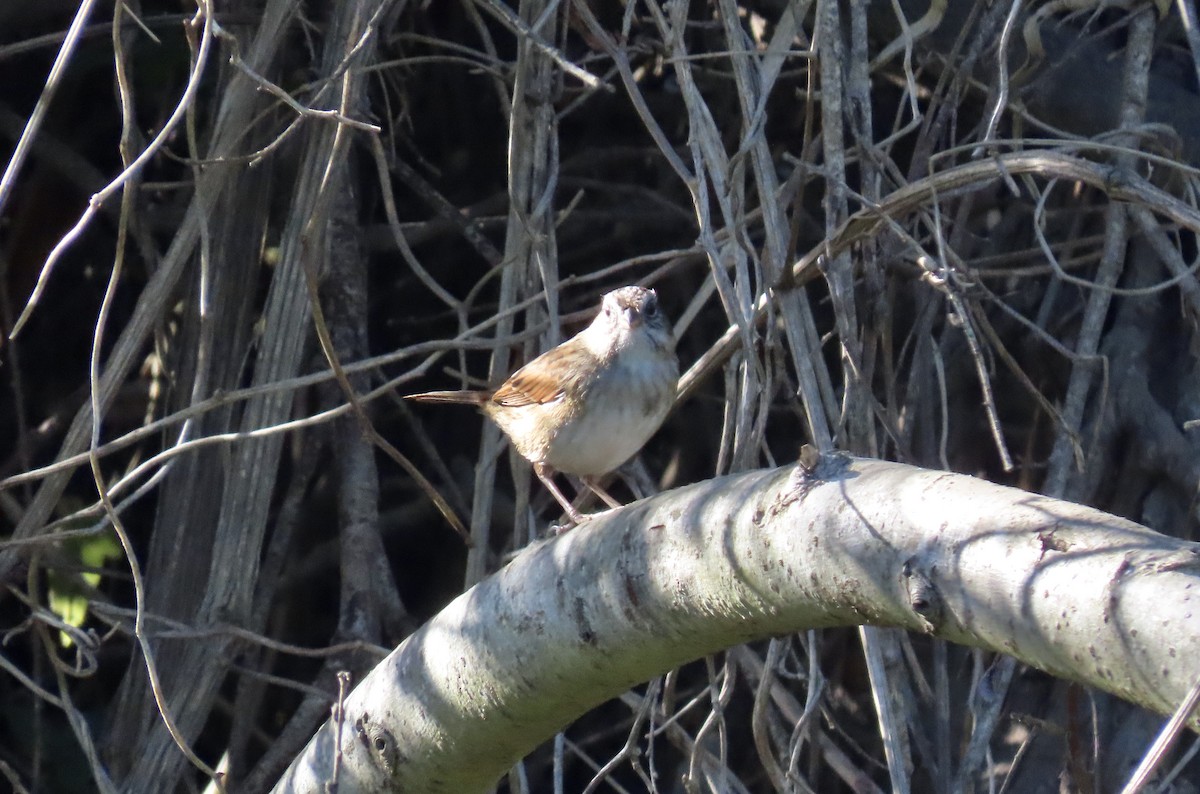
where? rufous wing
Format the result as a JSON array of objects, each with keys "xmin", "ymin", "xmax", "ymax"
[
  {"xmin": 491, "ymin": 337, "xmax": 595, "ymax": 407},
  {"xmin": 491, "ymin": 369, "xmax": 565, "ymax": 407}
]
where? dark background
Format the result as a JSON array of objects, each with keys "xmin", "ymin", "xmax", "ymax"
[{"xmin": 1, "ymin": 0, "xmax": 1198, "ymax": 791}]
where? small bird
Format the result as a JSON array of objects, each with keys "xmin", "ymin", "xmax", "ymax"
[{"xmin": 407, "ymin": 286, "xmax": 678, "ymax": 526}]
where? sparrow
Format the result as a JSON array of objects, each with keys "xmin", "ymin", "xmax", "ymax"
[{"xmin": 407, "ymin": 286, "xmax": 678, "ymax": 526}]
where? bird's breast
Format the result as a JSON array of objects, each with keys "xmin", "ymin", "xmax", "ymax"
[{"xmin": 542, "ymin": 351, "xmax": 676, "ymax": 475}]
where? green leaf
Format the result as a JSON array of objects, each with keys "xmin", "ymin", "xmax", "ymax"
[{"xmin": 46, "ymin": 532, "xmax": 122, "ymax": 648}]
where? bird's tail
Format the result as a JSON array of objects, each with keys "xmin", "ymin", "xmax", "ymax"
[{"xmin": 405, "ymin": 390, "xmax": 488, "ymax": 405}]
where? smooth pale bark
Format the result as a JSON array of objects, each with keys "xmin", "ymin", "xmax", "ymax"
[{"xmin": 273, "ymin": 455, "xmax": 1200, "ymax": 793}]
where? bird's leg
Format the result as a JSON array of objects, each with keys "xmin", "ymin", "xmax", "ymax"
[
  {"xmin": 534, "ymin": 463, "xmax": 586, "ymax": 525},
  {"xmin": 581, "ymin": 475, "xmax": 624, "ymax": 510}
]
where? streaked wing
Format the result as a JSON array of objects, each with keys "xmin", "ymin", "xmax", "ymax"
[
  {"xmin": 490, "ymin": 339, "xmax": 593, "ymax": 407},
  {"xmin": 491, "ymin": 367, "xmax": 565, "ymax": 406}
]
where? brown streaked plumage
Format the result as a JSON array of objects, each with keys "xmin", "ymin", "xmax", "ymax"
[{"xmin": 407, "ymin": 286, "xmax": 677, "ymax": 527}]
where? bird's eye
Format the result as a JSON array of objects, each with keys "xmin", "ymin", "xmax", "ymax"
[{"xmin": 644, "ymin": 297, "xmax": 659, "ymax": 317}]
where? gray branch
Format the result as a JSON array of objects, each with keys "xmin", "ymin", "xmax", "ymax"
[{"xmin": 273, "ymin": 454, "xmax": 1200, "ymax": 792}]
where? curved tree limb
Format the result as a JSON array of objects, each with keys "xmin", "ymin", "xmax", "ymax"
[{"xmin": 273, "ymin": 454, "xmax": 1200, "ymax": 792}]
